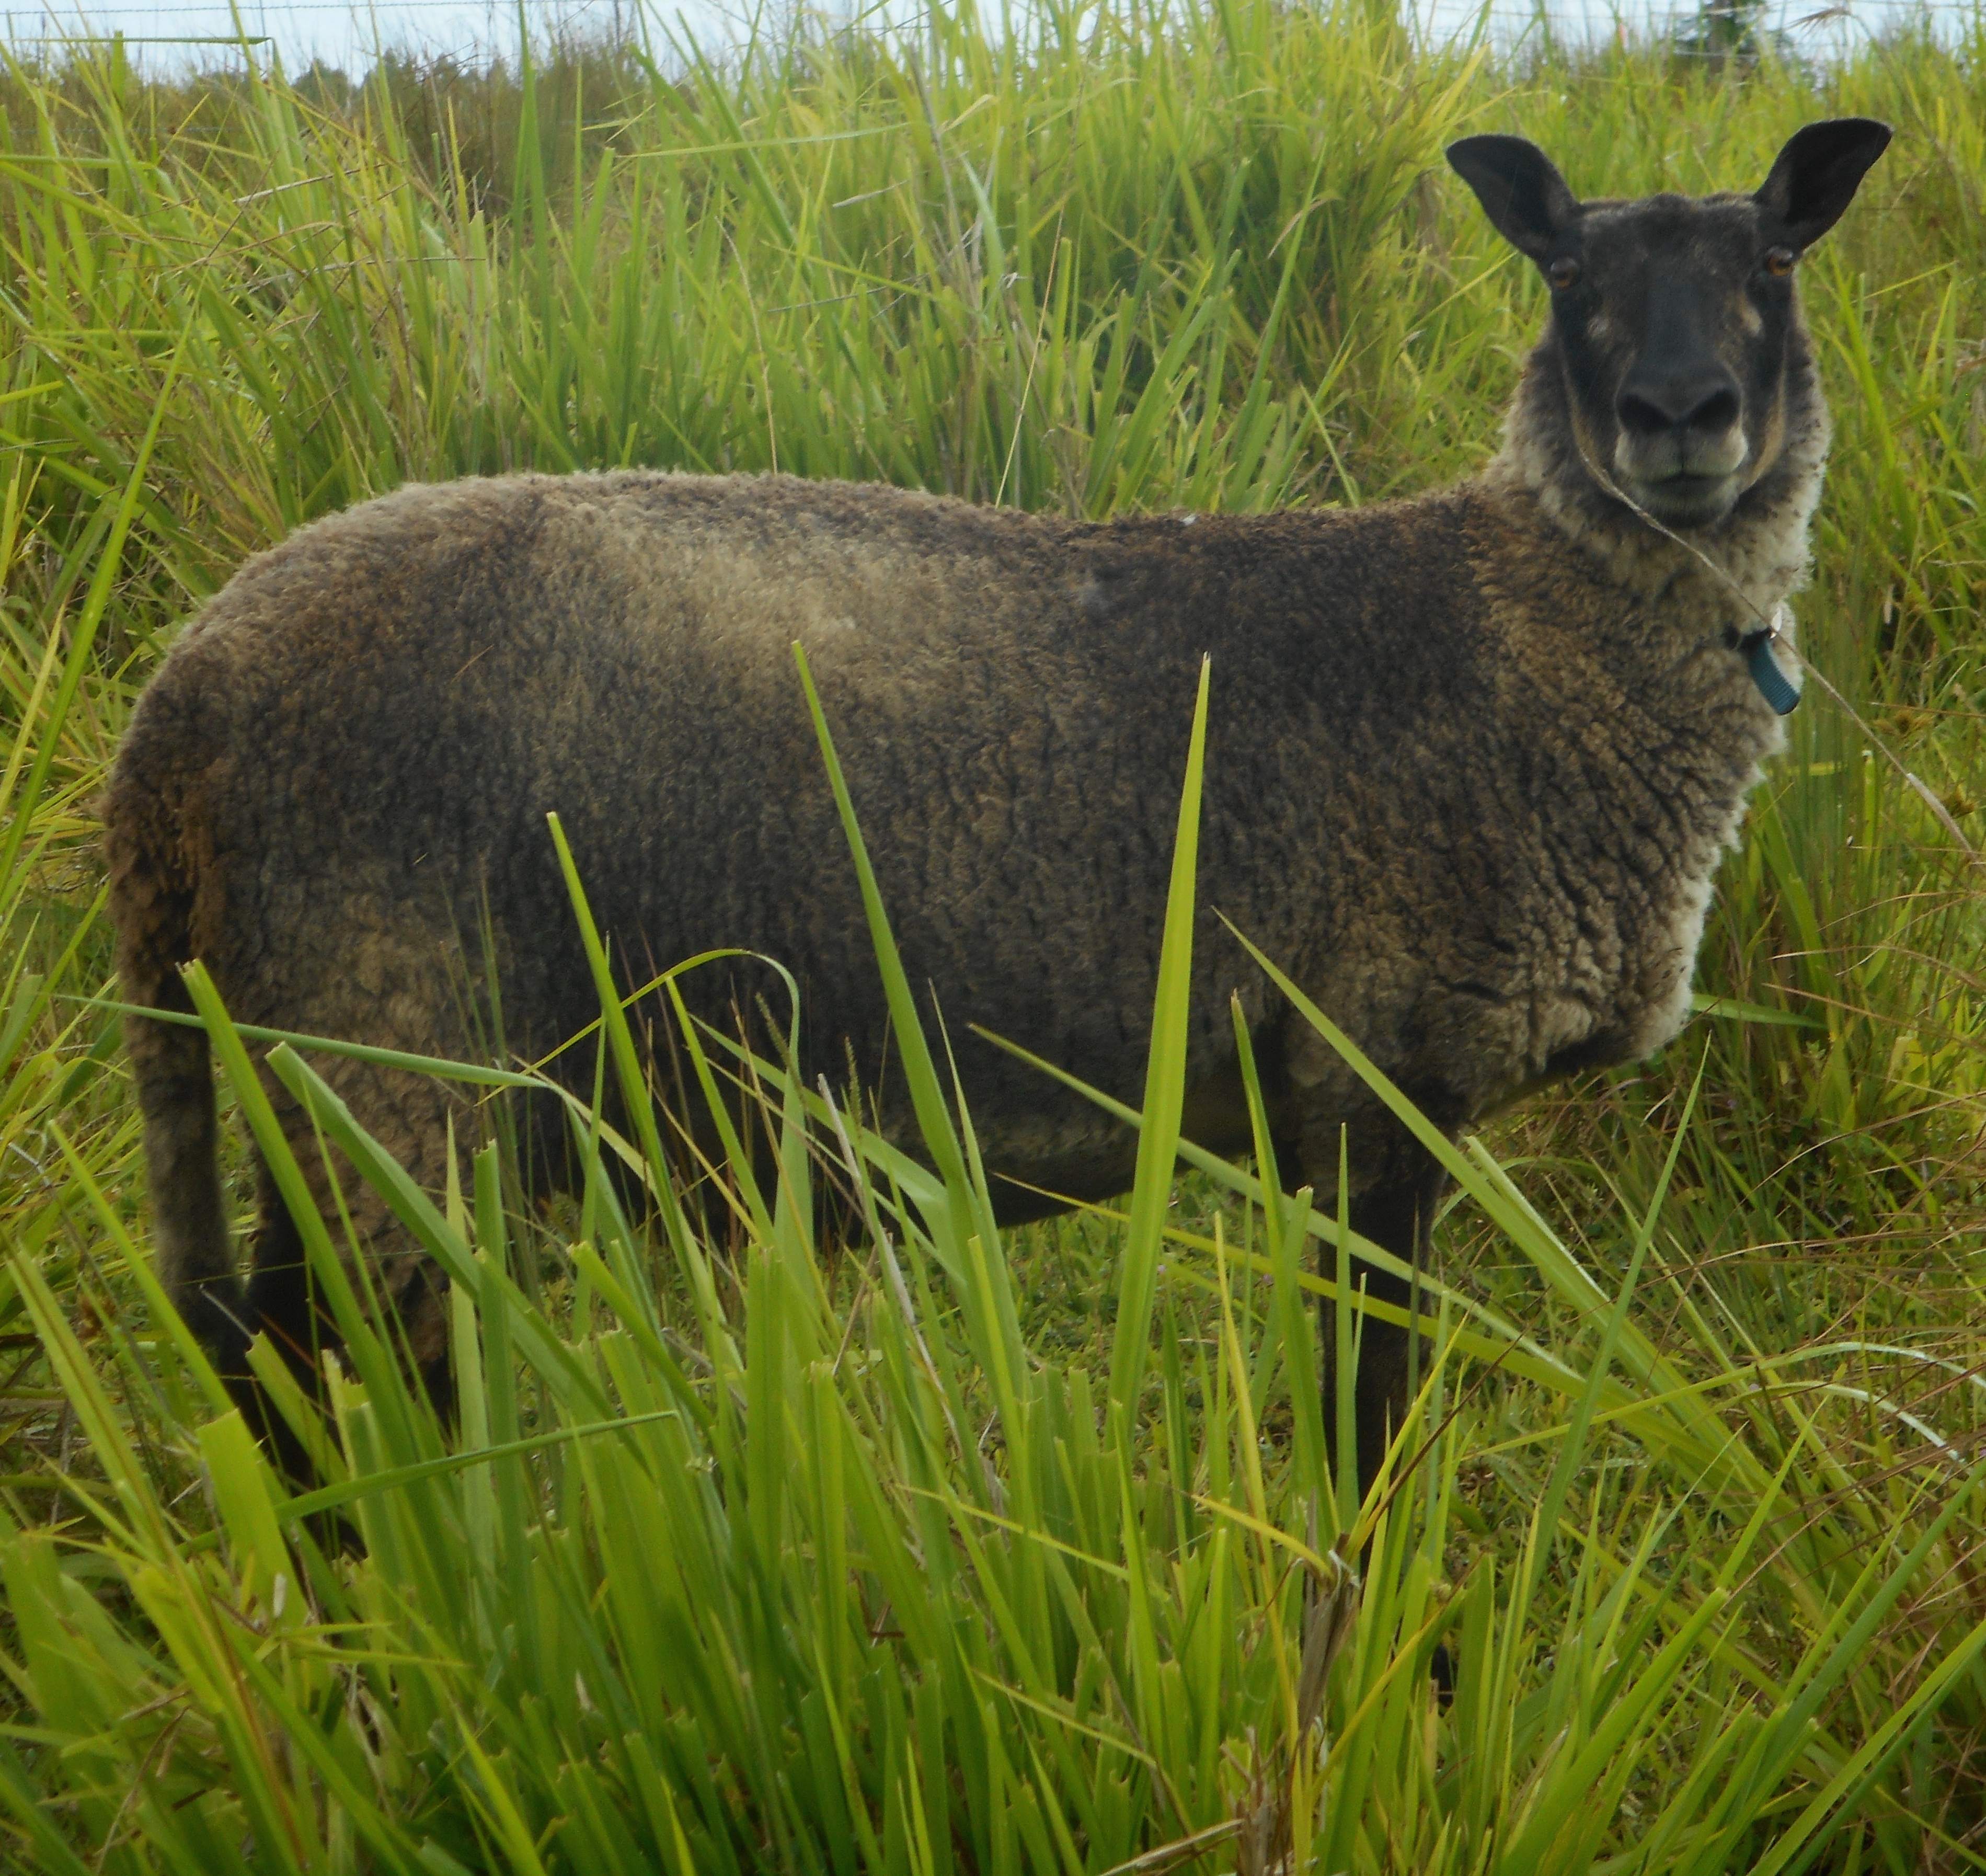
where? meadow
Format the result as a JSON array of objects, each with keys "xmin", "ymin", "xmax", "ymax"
[{"xmin": 0, "ymin": 2, "xmax": 1983, "ymax": 1869}]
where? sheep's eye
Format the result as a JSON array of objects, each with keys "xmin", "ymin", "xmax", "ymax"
[
  {"xmin": 1547, "ymin": 256, "xmax": 1581, "ymax": 291},
  {"xmin": 1764, "ymin": 246, "xmax": 1798, "ymax": 277}
]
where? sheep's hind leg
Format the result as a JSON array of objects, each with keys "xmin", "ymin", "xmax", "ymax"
[{"xmin": 250, "ymin": 1039, "xmax": 472, "ymax": 1441}]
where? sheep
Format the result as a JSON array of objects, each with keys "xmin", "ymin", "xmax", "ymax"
[{"xmin": 105, "ymin": 118, "xmax": 1891, "ymax": 1498}]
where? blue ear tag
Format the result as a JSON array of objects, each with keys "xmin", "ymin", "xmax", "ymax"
[{"xmin": 1740, "ymin": 605, "xmax": 1801, "ymax": 716}]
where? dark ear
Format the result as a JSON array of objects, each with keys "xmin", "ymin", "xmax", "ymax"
[
  {"xmin": 1754, "ymin": 118, "xmax": 1892, "ymax": 247},
  {"xmin": 1446, "ymin": 135, "xmax": 1580, "ymax": 261}
]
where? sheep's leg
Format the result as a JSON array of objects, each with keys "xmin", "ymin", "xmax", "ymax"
[
  {"xmin": 239, "ymin": 1151, "xmax": 444, "ymax": 1545},
  {"xmin": 1312, "ymin": 1136, "xmax": 1451, "ymax": 1512},
  {"xmin": 245, "ymin": 1042, "xmax": 469, "ymax": 1440},
  {"xmin": 232, "ymin": 1163, "xmax": 320, "ymax": 1484}
]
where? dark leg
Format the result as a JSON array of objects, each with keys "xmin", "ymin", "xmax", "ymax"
[
  {"xmin": 229, "ymin": 1173, "xmax": 326, "ymax": 1492},
  {"xmin": 1288, "ymin": 1117, "xmax": 1456, "ymax": 1699},
  {"xmin": 241, "ymin": 1152, "xmax": 456, "ymax": 1486},
  {"xmin": 1317, "ymin": 1137, "xmax": 1451, "ymax": 1511},
  {"xmin": 257, "ymin": 1041, "xmax": 467, "ymax": 1446}
]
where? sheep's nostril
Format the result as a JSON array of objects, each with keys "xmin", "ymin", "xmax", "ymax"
[
  {"xmin": 1616, "ymin": 391, "xmax": 1673, "ymax": 438},
  {"xmin": 1683, "ymin": 385, "xmax": 1740, "ymax": 434}
]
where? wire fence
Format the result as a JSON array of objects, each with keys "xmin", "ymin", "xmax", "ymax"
[{"xmin": 0, "ymin": 0, "xmax": 1974, "ymax": 74}]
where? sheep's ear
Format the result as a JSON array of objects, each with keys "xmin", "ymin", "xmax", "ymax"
[
  {"xmin": 1753, "ymin": 118, "xmax": 1892, "ymax": 248},
  {"xmin": 1447, "ymin": 135, "xmax": 1580, "ymax": 262}
]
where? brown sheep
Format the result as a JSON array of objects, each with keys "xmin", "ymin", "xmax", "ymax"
[{"xmin": 105, "ymin": 119, "xmax": 1891, "ymax": 1498}]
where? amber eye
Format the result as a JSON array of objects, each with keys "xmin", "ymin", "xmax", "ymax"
[
  {"xmin": 1547, "ymin": 256, "xmax": 1581, "ymax": 291},
  {"xmin": 1764, "ymin": 246, "xmax": 1798, "ymax": 277}
]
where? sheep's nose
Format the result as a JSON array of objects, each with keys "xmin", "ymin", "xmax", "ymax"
[{"xmin": 1616, "ymin": 370, "xmax": 1741, "ymax": 439}]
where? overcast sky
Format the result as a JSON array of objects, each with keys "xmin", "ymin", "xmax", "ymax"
[{"xmin": 0, "ymin": 0, "xmax": 1950, "ymax": 81}]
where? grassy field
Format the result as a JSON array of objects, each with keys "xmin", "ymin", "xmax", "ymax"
[{"xmin": 1, "ymin": 3, "xmax": 1983, "ymax": 1870}]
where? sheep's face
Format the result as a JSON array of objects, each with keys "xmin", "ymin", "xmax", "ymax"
[{"xmin": 1448, "ymin": 120, "xmax": 1891, "ymax": 530}]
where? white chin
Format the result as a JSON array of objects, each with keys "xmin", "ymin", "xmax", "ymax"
[{"xmin": 1626, "ymin": 475, "xmax": 1740, "ymax": 528}]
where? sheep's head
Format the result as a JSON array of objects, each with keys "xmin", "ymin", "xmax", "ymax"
[{"xmin": 1448, "ymin": 119, "xmax": 1891, "ymax": 530}]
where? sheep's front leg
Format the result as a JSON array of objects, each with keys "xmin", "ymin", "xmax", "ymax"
[{"xmin": 1304, "ymin": 1129, "xmax": 1450, "ymax": 1512}]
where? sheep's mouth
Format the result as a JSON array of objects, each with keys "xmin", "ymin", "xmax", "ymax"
[
  {"xmin": 1611, "ymin": 422, "xmax": 1749, "ymax": 527},
  {"xmin": 1622, "ymin": 470, "xmax": 1742, "ymax": 528}
]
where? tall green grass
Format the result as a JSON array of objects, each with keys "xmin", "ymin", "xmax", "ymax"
[
  {"xmin": 9, "ymin": 676, "xmax": 1984, "ymax": 1873},
  {"xmin": 1, "ymin": 2, "xmax": 1982, "ymax": 1868}
]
